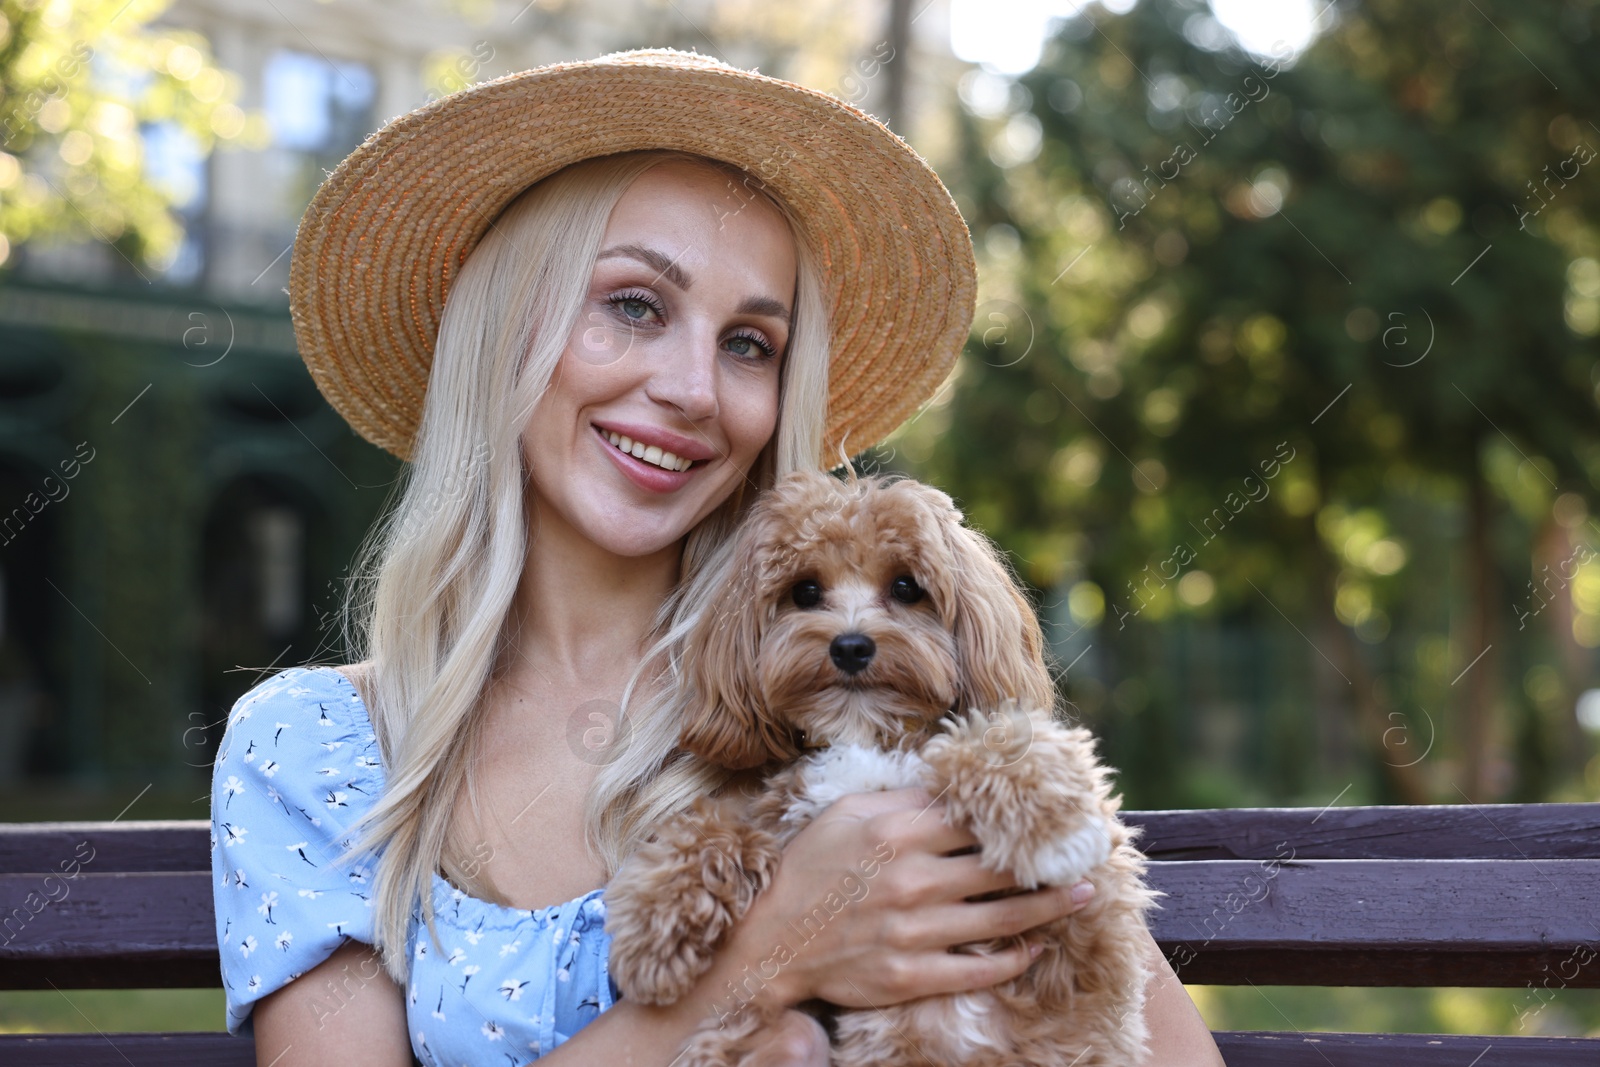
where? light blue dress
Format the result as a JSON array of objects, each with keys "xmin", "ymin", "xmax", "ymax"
[{"xmin": 210, "ymin": 665, "xmax": 620, "ymax": 1065}]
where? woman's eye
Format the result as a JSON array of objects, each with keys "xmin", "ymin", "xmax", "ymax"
[
  {"xmin": 890, "ymin": 576, "xmax": 923, "ymax": 605},
  {"xmin": 608, "ymin": 291, "xmax": 664, "ymax": 322},
  {"xmin": 726, "ymin": 333, "xmax": 777, "ymax": 360},
  {"xmin": 791, "ymin": 580, "xmax": 822, "ymax": 608}
]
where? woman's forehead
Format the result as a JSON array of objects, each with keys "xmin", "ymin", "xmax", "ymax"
[
  {"xmin": 599, "ymin": 165, "xmax": 797, "ymax": 298},
  {"xmin": 611, "ymin": 163, "xmax": 789, "ymax": 243}
]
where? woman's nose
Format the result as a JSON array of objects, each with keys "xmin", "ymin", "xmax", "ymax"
[{"xmin": 645, "ymin": 325, "xmax": 719, "ymax": 422}]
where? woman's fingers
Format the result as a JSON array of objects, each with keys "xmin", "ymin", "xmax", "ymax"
[
  {"xmin": 825, "ymin": 791, "xmax": 1093, "ymax": 907},
  {"xmin": 913, "ymin": 880, "xmax": 1096, "ymax": 947},
  {"xmin": 905, "ymin": 842, "xmax": 1096, "ymax": 904},
  {"xmin": 833, "ymin": 788, "xmax": 981, "ymax": 856},
  {"xmin": 936, "ymin": 850, "xmax": 1025, "ymax": 899},
  {"xmin": 816, "ymin": 881, "xmax": 1094, "ymax": 1006},
  {"xmin": 823, "ymin": 940, "xmax": 1041, "ymax": 1007}
]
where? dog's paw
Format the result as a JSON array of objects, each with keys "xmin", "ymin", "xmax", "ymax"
[
  {"xmin": 932, "ymin": 704, "xmax": 1036, "ymax": 768},
  {"xmin": 605, "ymin": 810, "xmax": 779, "ymax": 1005},
  {"xmin": 607, "ymin": 909, "xmax": 715, "ymax": 1006},
  {"xmin": 923, "ymin": 703, "xmax": 1123, "ymax": 889},
  {"xmin": 1025, "ymin": 814, "xmax": 1113, "ymax": 887}
]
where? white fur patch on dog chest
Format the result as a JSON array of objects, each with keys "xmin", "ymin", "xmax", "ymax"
[{"xmin": 782, "ymin": 745, "xmax": 929, "ymax": 826}]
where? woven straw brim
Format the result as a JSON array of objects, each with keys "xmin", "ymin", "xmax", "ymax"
[{"xmin": 288, "ymin": 48, "xmax": 976, "ymax": 465}]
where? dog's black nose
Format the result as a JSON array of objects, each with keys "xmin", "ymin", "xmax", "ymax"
[{"xmin": 830, "ymin": 632, "xmax": 876, "ymax": 674}]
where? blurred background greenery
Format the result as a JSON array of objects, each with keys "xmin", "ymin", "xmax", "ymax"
[
  {"xmin": 897, "ymin": 0, "xmax": 1600, "ymax": 815},
  {"xmin": 0, "ymin": 0, "xmax": 1595, "ymax": 1042}
]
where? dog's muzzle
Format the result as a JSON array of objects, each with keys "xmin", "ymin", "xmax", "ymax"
[{"xmin": 829, "ymin": 632, "xmax": 876, "ymax": 674}]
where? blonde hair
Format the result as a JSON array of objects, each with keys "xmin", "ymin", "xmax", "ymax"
[{"xmin": 331, "ymin": 150, "xmax": 831, "ymax": 982}]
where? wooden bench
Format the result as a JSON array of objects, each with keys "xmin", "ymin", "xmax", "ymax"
[{"xmin": 2, "ymin": 804, "xmax": 1597, "ymax": 1065}]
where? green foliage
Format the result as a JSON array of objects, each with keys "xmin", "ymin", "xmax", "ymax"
[
  {"xmin": 1192, "ymin": 984, "xmax": 1600, "ymax": 1037},
  {"xmin": 0, "ymin": 987, "xmax": 223, "ymax": 1034},
  {"xmin": 0, "ymin": 0, "xmax": 263, "ymax": 269},
  {"xmin": 901, "ymin": 0, "xmax": 1600, "ymax": 805}
]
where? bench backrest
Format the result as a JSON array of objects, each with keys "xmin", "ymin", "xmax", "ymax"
[{"xmin": 2, "ymin": 804, "xmax": 1598, "ymax": 1065}]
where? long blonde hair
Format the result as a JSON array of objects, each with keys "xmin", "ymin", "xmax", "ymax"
[{"xmin": 330, "ymin": 150, "xmax": 831, "ymax": 982}]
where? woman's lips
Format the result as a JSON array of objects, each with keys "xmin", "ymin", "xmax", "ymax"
[{"xmin": 593, "ymin": 425, "xmax": 703, "ymax": 493}]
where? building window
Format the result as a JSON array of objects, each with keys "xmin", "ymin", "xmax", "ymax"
[
  {"xmin": 143, "ymin": 119, "xmax": 208, "ymax": 287},
  {"xmin": 263, "ymin": 50, "xmax": 376, "ymax": 209}
]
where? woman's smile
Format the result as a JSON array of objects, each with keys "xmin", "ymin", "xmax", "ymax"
[{"xmin": 591, "ymin": 420, "xmax": 717, "ymax": 493}]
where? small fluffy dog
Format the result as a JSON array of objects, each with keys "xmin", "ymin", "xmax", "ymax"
[{"xmin": 605, "ymin": 471, "xmax": 1155, "ymax": 1066}]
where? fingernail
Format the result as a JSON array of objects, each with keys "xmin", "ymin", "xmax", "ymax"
[
  {"xmin": 1071, "ymin": 881, "xmax": 1096, "ymax": 905},
  {"xmin": 1029, "ymin": 943, "xmax": 1043, "ymax": 958}
]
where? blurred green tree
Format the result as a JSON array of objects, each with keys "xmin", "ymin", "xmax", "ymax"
[
  {"xmin": 903, "ymin": 0, "xmax": 1600, "ymax": 803},
  {"xmin": 0, "ymin": 0, "xmax": 263, "ymax": 271}
]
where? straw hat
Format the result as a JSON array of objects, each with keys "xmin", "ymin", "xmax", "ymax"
[{"xmin": 288, "ymin": 47, "xmax": 977, "ymax": 465}]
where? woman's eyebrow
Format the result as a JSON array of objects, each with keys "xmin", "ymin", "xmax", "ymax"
[
  {"xmin": 596, "ymin": 243, "xmax": 692, "ymax": 289},
  {"xmin": 736, "ymin": 295, "xmax": 791, "ymax": 324},
  {"xmin": 597, "ymin": 243, "xmax": 792, "ymax": 324}
]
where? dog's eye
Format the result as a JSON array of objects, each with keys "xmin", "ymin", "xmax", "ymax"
[
  {"xmin": 791, "ymin": 579, "xmax": 822, "ymax": 608},
  {"xmin": 890, "ymin": 575, "xmax": 924, "ymax": 605}
]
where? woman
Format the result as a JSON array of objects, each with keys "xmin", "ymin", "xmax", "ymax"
[{"xmin": 211, "ymin": 49, "xmax": 1225, "ymax": 1066}]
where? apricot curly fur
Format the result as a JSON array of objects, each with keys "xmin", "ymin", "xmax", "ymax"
[
  {"xmin": 604, "ymin": 796, "xmax": 782, "ymax": 1006},
  {"xmin": 606, "ymin": 471, "xmax": 1157, "ymax": 1065}
]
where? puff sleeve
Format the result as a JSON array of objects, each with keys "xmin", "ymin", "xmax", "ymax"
[{"xmin": 210, "ymin": 666, "xmax": 387, "ymax": 1037}]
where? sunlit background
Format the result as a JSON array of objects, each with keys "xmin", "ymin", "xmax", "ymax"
[
  {"xmin": 952, "ymin": 0, "xmax": 1323, "ymax": 72},
  {"xmin": 0, "ymin": 0, "xmax": 1596, "ymax": 1041}
]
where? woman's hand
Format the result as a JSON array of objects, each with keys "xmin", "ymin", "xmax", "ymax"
[{"xmin": 722, "ymin": 786, "xmax": 1096, "ymax": 1012}]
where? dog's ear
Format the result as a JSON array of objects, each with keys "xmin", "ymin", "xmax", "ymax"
[
  {"xmin": 680, "ymin": 513, "xmax": 802, "ymax": 770},
  {"xmin": 937, "ymin": 513, "xmax": 1057, "ymax": 714}
]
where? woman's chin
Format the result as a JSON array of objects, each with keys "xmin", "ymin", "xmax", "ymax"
[
  {"xmin": 573, "ymin": 500, "xmax": 704, "ymax": 558},
  {"xmin": 593, "ymin": 531, "xmax": 687, "ymax": 559}
]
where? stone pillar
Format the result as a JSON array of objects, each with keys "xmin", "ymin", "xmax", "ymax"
[{"xmin": 205, "ymin": 19, "xmax": 280, "ymax": 303}]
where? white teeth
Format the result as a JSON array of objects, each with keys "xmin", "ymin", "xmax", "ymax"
[{"xmin": 603, "ymin": 430, "xmax": 694, "ymax": 473}]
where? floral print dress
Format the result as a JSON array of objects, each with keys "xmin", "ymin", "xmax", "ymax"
[{"xmin": 210, "ymin": 666, "xmax": 620, "ymax": 1065}]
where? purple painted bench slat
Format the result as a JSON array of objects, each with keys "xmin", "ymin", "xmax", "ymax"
[
  {"xmin": 3, "ymin": 805, "xmax": 1598, "ymax": 1064},
  {"xmin": 0, "ymin": 1029, "xmax": 1595, "ymax": 1066}
]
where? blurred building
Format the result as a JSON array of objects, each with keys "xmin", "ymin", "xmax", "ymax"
[{"xmin": 0, "ymin": 0, "xmax": 961, "ymax": 798}]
